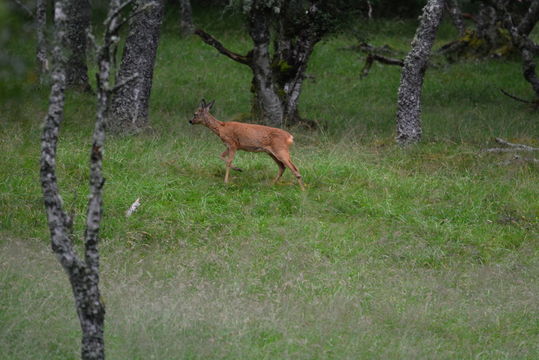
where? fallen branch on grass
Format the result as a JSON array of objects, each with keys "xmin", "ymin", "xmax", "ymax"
[
  {"xmin": 12, "ymin": 0, "xmax": 34, "ymax": 18},
  {"xmin": 343, "ymin": 42, "xmax": 413, "ymax": 78},
  {"xmin": 360, "ymin": 53, "xmax": 404, "ymax": 78},
  {"xmin": 484, "ymin": 138, "xmax": 539, "ymax": 165},
  {"xmin": 485, "ymin": 138, "xmax": 539, "ymax": 153},
  {"xmin": 497, "ymin": 154, "xmax": 539, "ymax": 165},
  {"xmin": 341, "ymin": 42, "xmax": 403, "ymax": 57}
]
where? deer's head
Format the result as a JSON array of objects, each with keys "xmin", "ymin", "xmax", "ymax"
[{"xmin": 189, "ymin": 99, "xmax": 215, "ymax": 125}]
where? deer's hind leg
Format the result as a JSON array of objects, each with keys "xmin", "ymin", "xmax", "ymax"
[
  {"xmin": 272, "ymin": 150, "xmax": 305, "ymax": 191},
  {"xmin": 268, "ymin": 153, "xmax": 286, "ymax": 184}
]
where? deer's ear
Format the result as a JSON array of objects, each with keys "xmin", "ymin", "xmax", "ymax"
[
  {"xmin": 199, "ymin": 99, "xmax": 206, "ymax": 108},
  {"xmin": 207, "ymin": 100, "xmax": 215, "ymax": 110}
]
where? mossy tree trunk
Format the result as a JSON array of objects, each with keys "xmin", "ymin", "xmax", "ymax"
[
  {"xmin": 396, "ymin": 0, "xmax": 445, "ymax": 145},
  {"xmin": 196, "ymin": 1, "xmax": 325, "ymax": 128},
  {"xmin": 247, "ymin": 5, "xmax": 284, "ymax": 127},
  {"xmin": 266, "ymin": 4, "xmax": 322, "ymax": 127}
]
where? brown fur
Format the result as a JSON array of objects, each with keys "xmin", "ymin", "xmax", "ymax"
[{"xmin": 190, "ymin": 100, "xmax": 305, "ymax": 190}]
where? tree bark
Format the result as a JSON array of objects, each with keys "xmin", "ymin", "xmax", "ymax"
[
  {"xmin": 446, "ymin": 0, "xmax": 465, "ymax": 36},
  {"xmin": 179, "ymin": 0, "xmax": 194, "ymax": 36},
  {"xmin": 495, "ymin": 0, "xmax": 539, "ymax": 98},
  {"xmin": 36, "ymin": 0, "xmax": 48, "ymax": 83},
  {"xmin": 41, "ymin": 0, "xmax": 105, "ymax": 357},
  {"xmin": 64, "ymin": 0, "xmax": 92, "ymax": 91},
  {"xmin": 270, "ymin": 35, "xmax": 316, "ymax": 126},
  {"xmin": 272, "ymin": 4, "xmax": 323, "ymax": 127},
  {"xmin": 476, "ymin": 4, "xmax": 500, "ymax": 50},
  {"xmin": 247, "ymin": 4, "xmax": 284, "ymax": 127},
  {"xmin": 396, "ymin": 0, "xmax": 445, "ymax": 145},
  {"xmin": 109, "ymin": 0, "xmax": 164, "ymax": 134},
  {"xmin": 40, "ymin": 0, "xmax": 130, "ymax": 358},
  {"xmin": 518, "ymin": 0, "xmax": 539, "ymax": 36}
]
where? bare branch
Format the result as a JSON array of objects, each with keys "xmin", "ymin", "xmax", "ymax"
[
  {"xmin": 498, "ymin": 154, "xmax": 539, "ymax": 165},
  {"xmin": 109, "ymin": 1, "xmax": 159, "ymax": 35},
  {"xmin": 86, "ymin": 29, "xmax": 98, "ymax": 53},
  {"xmin": 360, "ymin": 53, "xmax": 404, "ymax": 78},
  {"xmin": 103, "ymin": 0, "xmax": 134, "ymax": 29},
  {"xmin": 486, "ymin": 148, "xmax": 533, "ymax": 153},
  {"xmin": 355, "ymin": 42, "xmax": 403, "ymax": 57},
  {"xmin": 494, "ymin": 137, "xmax": 539, "ymax": 151},
  {"xmin": 12, "ymin": 0, "xmax": 34, "ymax": 18},
  {"xmin": 195, "ymin": 28, "xmax": 252, "ymax": 66},
  {"xmin": 345, "ymin": 41, "xmax": 405, "ymax": 78},
  {"xmin": 110, "ymin": 72, "xmax": 140, "ymax": 94},
  {"xmin": 494, "ymin": 0, "xmax": 539, "ymax": 97},
  {"xmin": 500, "ymin": 88, "xmax": 535, "ymax": 104},
  {"xmin": 484, "ymin": 138, "xmax": 539, "ymax": 153},
  {"xmin": 370, "ymin": 54, "xmax": 404, "ymax": 67}
]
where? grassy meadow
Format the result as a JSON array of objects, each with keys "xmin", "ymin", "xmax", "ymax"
[{"xmin": 1, "ymin": 5, "xmax": 539, "ymax": 359}]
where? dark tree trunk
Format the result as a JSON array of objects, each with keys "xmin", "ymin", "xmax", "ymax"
[
  {"xmin": 64, "ymin": 0, "xmax": 92, "ymax": 91},
  {"xmin": 179, "ymin": 0, "xmax": 194, "ymax": 36},
  {"xmin": 396, "ymin": 0, "xmax": 445, "ymax": 145},
  {"xmin": 109, "ymin": 0, "xmax": 164, "ymax": 134},
  {"xmin": 438, "ymin": 1, "xmax": 526, "ymax": 62},
  {"xmin": 517, "ymin": 0, "xmax": 539, "ymax": 36},
  {"xmin": 521, "ymin": 47, "xmax": 539, "ymax": 97},
  {"xmin": 495, "ymin": 0, "xmax": 539, "ymax": 98},
  {"xmin": 446, "ymin": 0, "xmax": 465, "ymax": 36},
  {"xmin": 476, "ymin": 4, "xmax": 501, "ymax": 50},
  {"xmin": 36, "ymin": 0, "xmax": 48, "ymax": 83}
]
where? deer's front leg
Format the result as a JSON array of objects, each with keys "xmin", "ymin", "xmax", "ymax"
[
  {"xmin": 221, "ymin": 149, "xmax": 242, "ymax": 172},
  {"xmin": 224, "ymin": 147, "xmax": 237, "ymax": 183}
]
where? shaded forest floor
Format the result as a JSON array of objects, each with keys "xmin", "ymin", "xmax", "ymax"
[{"xmin": 1, "ymin": 6, "xmax": 538, "ymax": 359}]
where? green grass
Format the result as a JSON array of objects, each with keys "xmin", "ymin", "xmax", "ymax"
[{"xmin": 1, "ymin": 6, "xmax": 539, "ymax": 360}]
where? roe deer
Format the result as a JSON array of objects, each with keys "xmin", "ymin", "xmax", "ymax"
[{"xmin": 189, "ymin": 99, "xmax": 305, "ymax": 190}]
